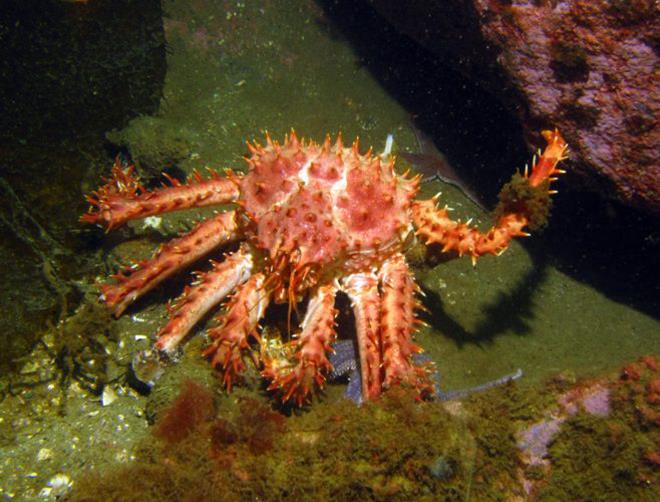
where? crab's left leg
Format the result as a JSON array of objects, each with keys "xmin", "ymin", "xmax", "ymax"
[
  {"xmin": 379, "ymin": 253, "xmax": 433, "ymax": 396},
  {"xmin": 262, "ymin": 283, "xmax": 338, "ymax": 405},
  {"xmin": 413, "ymin": 130, "xmax": 568, "ymax": 264},
  {"xmin": 203, "ymin": 273, "xmax": 270, "ymax": 391},
  {"xmin": 81, "ymin": 159, "xmax": 241, "ymax": 230},
  {"xmin": 154, "ymin": 245, "xmax": 254, "ymax": 355},
  {"xmin": 101, "ymin": 211, "xmax": 240, "ymax": 316},
  {"xmin": 342, "ymin": 272, "xmax": 383, "ymax": 401}
]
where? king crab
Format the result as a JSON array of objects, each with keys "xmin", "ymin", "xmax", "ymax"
[{"xmin": 82, "ymin": 130, "xmax": 568, "ymax": 405}]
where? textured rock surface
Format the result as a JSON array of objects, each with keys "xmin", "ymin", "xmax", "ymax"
[{"xmin": 370, "ymin": 0, "xmax": 659, "ymax": 213}]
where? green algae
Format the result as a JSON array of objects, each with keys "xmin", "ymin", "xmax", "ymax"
[
  {"xmin": 495, "ymin": 174, "xmax": 552, "ymax": 231},
  {"xmin": 538, "ymin": 359, "xmax": 660, "ymax": 501},
  {"xmin": 539, "ymin": 413, "xmax": 655, "ymax": 501},
  {"xmin": 68, "ymin": 384, "xmax": 529, "ymax": 501},
  {"xmin": 75, "ymin": 369, "xmax": 652, "ymax": 501}
]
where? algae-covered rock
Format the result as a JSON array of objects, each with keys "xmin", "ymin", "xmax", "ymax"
[
  {"xmin": 106, "ymin": 116, "xmax": 196, "ymax": 176},
  {"xmin": 370, "ymin": 0, "xmax": 660, "ymax": 214}
]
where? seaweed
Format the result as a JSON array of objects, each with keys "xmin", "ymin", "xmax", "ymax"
[
  {"xmin": 494, "ymin": 173, "xmax": 552, "ymax": 231},
  {"xmin": 154, "ymin": 379, "xmax": 216, "ymax": 443},
  {"xmin": 68, "ymin": 360, "xmax": 659, "ymax": 501},
  {"xmin": 538, "ymin": 356, "xmax": 660, "ymax": 500},
  {"xmin": 69, "ymin": 386, "xmax": 527, "ymax": 500},
  {"xmin": 539, "ymin": 413, "xmax": 655, "ymax": 500}
]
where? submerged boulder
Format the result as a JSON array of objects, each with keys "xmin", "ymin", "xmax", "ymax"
[{"xmin": 370, "ymin": 0, "xmax": 659, "ymax": 213}]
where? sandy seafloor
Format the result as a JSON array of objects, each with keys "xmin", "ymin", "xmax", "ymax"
[{"xmin": 0, "ymin": 1, "xmax": 658, "ymax": 499}]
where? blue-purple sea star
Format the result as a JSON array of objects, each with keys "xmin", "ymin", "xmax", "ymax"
[{"xmin": 328, "ymin": 340, "xmax": 523, "ymax": 404}]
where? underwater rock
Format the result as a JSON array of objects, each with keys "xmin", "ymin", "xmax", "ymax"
[
  {"xmin": 130, "ymin": 348, "xmax": 166, "ymax": 392},
  {"xmin": 370, "ymin": 0, "xmax": 659, "ymax": 213},
  {"xmin": 0, "ymin": 0, "xmax": 165, "ymax": 143},
  {"xmin": 517, "ymin": 382, "xmax": 611, "ymax": 467},
  {"xmin": 516, "ymin": 355, "xmax": 659, "ymax": 499},
  {"xmin": 106, "ymin": 116, "xmax": 195, "ymax": 177}
]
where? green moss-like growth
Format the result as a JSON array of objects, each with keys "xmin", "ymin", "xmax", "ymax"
[
  {"xmin": 494, "ymin": 173, "xmax": 552, "ymax": 231},
  {"xmin": 538, "ymin": 357, "xmax": 659, "ymax": 500},
  {"xmin": 106, "ymin": 116, "xmax": 195, "ymax": 175},
  {"xmin": 539, "ymin": 414, "xmax": 656, "ymax": 500},
  {"xmin": 69, "ymin": 386, "xmax": 529, "ymax": 500},
  {"xmin": 65, "ymin": 355, "xmax": 659, "ymax": 501}
]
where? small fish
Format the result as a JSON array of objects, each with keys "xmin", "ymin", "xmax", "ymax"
[{"xmin": 399, "ymin": 125, "xmax": 487, "ymax": 210}]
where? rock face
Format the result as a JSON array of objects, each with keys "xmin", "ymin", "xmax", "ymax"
[{"xmin": 370, "ymin": 0, "xmax": 659, "ymax": 214}]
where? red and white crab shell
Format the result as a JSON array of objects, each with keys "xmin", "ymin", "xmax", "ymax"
[{"xmin": 82, "ymin": 130, "xmax": 568, "ymax": 405}]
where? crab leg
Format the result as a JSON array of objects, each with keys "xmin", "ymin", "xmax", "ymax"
[
  {"xmin": 379, "ymin": 254, "xmax": 426, "ymax": 389},
  {"xmin": 413, "ymin": 130, "xmax": 568, "ymax": 264},
  {"xmin": 81, "ymin": 159, "xmax": 240, "ymax": 230},
  {"xmin": 102, "ymin": 211, "xmax": 239, "ymax": 316},
  {"xmin": 154, "ymin": 246, "xmax": 254, "ymax": 355},
  {"xmin": 342, "ymin": 272, "xmax": 382, "ymax": 401},
  {"xmin": 203, "ymin": 273, "xmax": 270, "ymax": 391},
  {"xmin": 262, "ymin": 283, "xmax": 338, "ymax": 405},
  {"xmin": 412, "ymin": 202, "xmax": 528, "ymax": 264}
]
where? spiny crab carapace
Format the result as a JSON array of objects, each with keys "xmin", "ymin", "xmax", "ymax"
[{"xmin": 82, "ymin": 130, "xmax": 568, "ymax": 405}]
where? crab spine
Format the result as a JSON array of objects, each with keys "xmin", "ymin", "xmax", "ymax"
[
  {"xmin": 379, "ymin": 254, "xmax": 428, "ymax": 391},
  {"xmin": 154, "ymin": 247, "xmax": 254, "ymax": 355},
  {"xmin": 343, "ymin": 272, "xmax": 383, "ymax": 401}
]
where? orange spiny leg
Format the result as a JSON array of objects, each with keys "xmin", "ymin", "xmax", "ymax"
[
  {"xmin": 379, "ymin": 253, "xmax": 431, "ymax": 394},
  {"xmin": 342, "ymin": 272, "xmax": 383, "ymax": 401},
  {"xmin": 101, "ymin": 211, "xmax": 239, "ymax": 316},
  {"xmin": 412, "ymin": 201, "xmax": 528, "ymax": 264},
  {"xmin": 528, "ymin": 129, "xmax": 569, "ymax": 187},
  {"xmin": 154, "ymin": 246, "xmax": 254, "ymax": 355},
  {"xmin": 203, "ymin": 273, "xmax": 269, "ymax": 391},
  {"xmin": 412, "ymin": 129, "xmax": 569, "ymax": 265},
  {"xmin": 262, "ymin": 283, "xmax": 338, "ymax": 406},
  {"xmin": 81, "ymin": 158, "xmax": 241, "ymax": 230}
]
